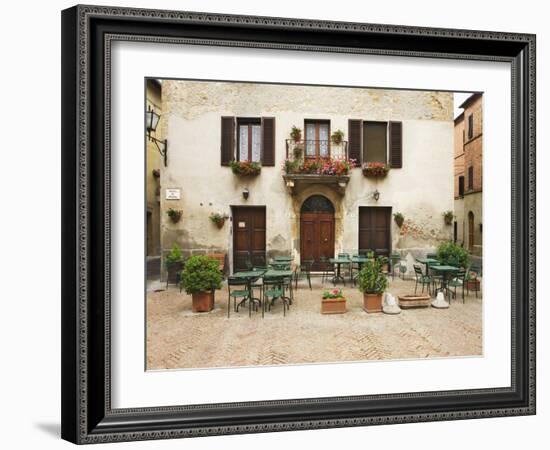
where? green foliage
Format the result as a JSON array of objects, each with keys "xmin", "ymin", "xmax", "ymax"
[
  {"xmin": 436, "ymin": 241, "xmax": 470, "ymax": 268},
  {"xmin": 357, "ymin": 260, "xmax": 388, "ymax": 295},
  {"xmin": 229, "ymin": 160, "xmax": 261, "ymax": 176},
  {"xmin": 165, "ymin": 244, "xmax": 183, "ymax": 265},
  {"xmin": 167, "ymin": 208, "xmax": 181, "ymax": 218},
  {"xmin": 442, "ymin": 210, "xmax": 454, "ymax": 224},
  {"xmin": 331, "ymin": 129, "xmax": 345, "ymax": 144},
  {"xmin": 179, "ymin": 255, "xmax": 223, "ymax": 294},
  {"xmin": 393, "ymin": 212, "xmax": 404, "ymax": 227},
  {"xmin": 377, "ymin": 256, "xmax": 389, "ymax": 266},
  {"xmin": 290, "ymin": 125, "xmax": 302, "ymax": 141}
]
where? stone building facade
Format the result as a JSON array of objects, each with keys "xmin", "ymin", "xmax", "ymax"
[
  {"xmin": 145, "ymin": 79, "xmax": 162, "ymax": 257},
  {"xmin": 155, "ymin": 80, "xmax": 455, "ymax": 273},
  {"xmin": 453, "ymin": 93, "xmax": 483, "ymax": 256}
]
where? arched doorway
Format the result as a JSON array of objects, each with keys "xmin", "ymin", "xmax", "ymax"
[
  {"xmin": 468, "ymin": 211, "xmax": 475, "ymax": 251},
  {"xmin": 300, "ymin": 195, "xmax": 335, "ymax": 270}
]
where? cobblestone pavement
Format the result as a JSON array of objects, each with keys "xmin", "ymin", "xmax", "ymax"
[{"xmin": 146, "ymin": 276, "xmax": 482, "ymax": 370}]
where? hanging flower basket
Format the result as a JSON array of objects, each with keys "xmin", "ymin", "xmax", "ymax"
[
  {"xmin": 167, "ymin": 208, "xmax": 182, "ymax": 224},
  {"xmin": 209, "ymin": 212, "xmax": 228, "ymax": 229},
  {"xmin": 290, "ymin": 125, "xmax": 302, "ymax": 142},
  {"xmin": 362, "ymin": 162, "xmax": 390, "ymax": 178},
  {"xmin": 152, "ymin": 169, "xmax": 161, "ymax": 178},
  {"xmin": 393, "ymin": 212, "xmax": 405, "ymax": 228},
  {"xmin": 229, "ymin": 160, "xmax": 261, "ymax": 176},
  {"xmin": 443, "ymin": 210, "xmax": 454, "ymax": 225}
]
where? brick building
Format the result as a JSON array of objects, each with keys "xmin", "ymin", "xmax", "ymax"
[{"xmin": 453, "ymin": 93, "xmax": 483, "ymax": 256}]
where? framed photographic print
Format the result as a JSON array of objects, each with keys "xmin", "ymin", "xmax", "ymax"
[{"xmin": 61, "ymin": 4, "xmax": 536, "ymax": 444}]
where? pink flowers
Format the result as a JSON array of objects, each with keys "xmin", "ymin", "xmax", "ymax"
[
  {"xmin": 322, "ymin": 288, "xmax": 344, "ymax": 299},
  {"xmin": 284, "ymin": 157, "xmax": 356, "ymax": 175},
  {"xmin": 362, "ymin": 162, "xmax": 390, "ymax": 177}
]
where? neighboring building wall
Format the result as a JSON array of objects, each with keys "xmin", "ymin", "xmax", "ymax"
[
  {"xmin": 454, "ymin": 114, "xmax": 465, "ymax": 245},
  {"xmin": 160, "ymin": 80, "xmax": 454, "ymax": 271},
  {"xmin": 453, "ymin": 94, "xmax": 483, "ymax": 256},
  {"xmin": 146, "ymin": 80, "xmax": 162, "ymax": 257}
]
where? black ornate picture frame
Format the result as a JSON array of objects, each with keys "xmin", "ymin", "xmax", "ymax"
[{"xmin": 61, "ymin": 4, "xmax": 536, "ymax": 444}]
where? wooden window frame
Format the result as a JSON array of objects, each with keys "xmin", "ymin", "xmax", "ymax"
[
  {"xmin": 458, "ymin": 175, "xmax": 465, "ymax": 197},
  {"xmin": 237, "ymin": 117, "xmax": 262, "ymax": 162},
  {"xmin": 304, "ymin": 119, "xmax": 331, "ymax": 158}
]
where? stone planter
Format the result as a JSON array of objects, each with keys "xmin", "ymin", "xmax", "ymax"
[
  {"xmin": 192, "ymin": 290, "xmax": 215, "ymax": 313},
  {"xmin": 321, "ymin": 297, "xmax": 347, "ymax": 314},
  {"xmin": 363, "ymin": 293, "xmax": 383, "ymax": 313},
  {"xmin": 398, "ymin": 294, "xmax": 431, "ymax": 308}
]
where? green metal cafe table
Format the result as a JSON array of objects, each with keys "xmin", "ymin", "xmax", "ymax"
[
  {"xmin": 416, "ymin": 257, "xmax": 439, "ymax": 272},
  {"xmin": 231, "ymin": 270, "xmax": 265, "ymax": 315},
  {"xmin": 431, "ymin": 265, "xmax": 460, "ymax": 299},
  {"xmin": 329, "ymin": 257, "xmax": 351, "ymax": 285}
]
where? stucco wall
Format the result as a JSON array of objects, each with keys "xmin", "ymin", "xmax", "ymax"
[{"xmin": 159, "ymin": 80, "xmax": 454, "ymax": 270}]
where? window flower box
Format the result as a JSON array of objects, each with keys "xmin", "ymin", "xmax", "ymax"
[
  {"xmin": 362, "ymin": 162, "xmax": 390, "ymax": 178},
  {"xmin": 284, "ymin": 157, "xmax": 356, "ymax": 176},
  {"xmin": 229, "ymin": 160, "xmax": 261, "ymax": 176}
]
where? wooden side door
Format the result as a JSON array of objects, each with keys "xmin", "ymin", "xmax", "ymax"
[
  {"xmin": 233, "ymin": 207, "xmax": 266, "ymax": 272},
  {"xmin": 359, "ymin": 207, "xmax": 391, "ymax": 257},
  {"xmin": 300, "ymin": 212, "xmax": 334, "ymax": 270}
]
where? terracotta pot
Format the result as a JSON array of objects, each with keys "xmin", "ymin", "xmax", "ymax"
[
  {"xmin": 363, "ymin": 293, "xmax": 383, "ymax": 313},
  {"xmin": 192, "ymin": 290, "xmax": 215, "ymax": 313},
  {"xmin": 321, "ymin": 297, "xmax": 346, "ymax": 314},
  {"xmin": 466, "ymin": 280, "xmax": 480, "ymax": 291},
  {"xmin": 214, "ymin": 218, "xmax": 225, "ymax": 229},
  {"xmin": 169, "ymin": 211, "xmax": 182, "ymax": 223},
  {"xmin": 398, "ymin": 294, "xmax": 431, "ymax": 308}
]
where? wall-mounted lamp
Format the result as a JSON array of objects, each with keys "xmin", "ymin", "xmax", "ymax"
[
  {"xmin": 146, "ymin": 106, "xmax": 168, "ymax": 166},
  {"xmin": 373, "ymin": 189, "xmax": 380, "ymax": 202},
  {"xmin": 242, "ymin": 188, "xmax": 249, "ymax": 200}
]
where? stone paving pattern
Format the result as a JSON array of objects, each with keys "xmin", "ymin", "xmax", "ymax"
[{"xmin": 146, "ymin": 276, "xmax": 482, "ymax": 370}]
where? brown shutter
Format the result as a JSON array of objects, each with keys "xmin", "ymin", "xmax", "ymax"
[
  {"xmin": 348, "ymin": 119, "xmax": 362, "ymax": 163},
  {"xmin": 389, "ymin": 121, "xmax": 403, "ymax": 168},
  {"xmin": 220, "ymin": 116, "xmax": 235, "ymax": 165},
  {"xmin": 261, "ymin": 117, "xmax": 275, "ymax": 166}
]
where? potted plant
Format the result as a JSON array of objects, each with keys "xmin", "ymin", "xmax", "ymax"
[
  {"xmin": 443, "ymin": 210, "xmax": 454, "ymax": 225},
  {"xmin": 321, "ymin": 288, "xmax": 347, "ymax": 314},
  {"xmin": 164, "ymin": 244, "xmax": 184, "ymax": 286},
  {"xmin": 292, "ymin": 145, "xmax": 303, "ymax": 160},
  {"xmin": 209, "ymin": 212, "xmax": 228, "ymax": 229},
  {"xmin": 167, "ymin": 208, "xmax": 182, "ymax": 223},
  {"xmin": 357, "ymin": 260, "xmax": 388, "ymax": 313},
  {"xmin": 331, "ymin": 129, "xmax": 344, "ymax": 145},
  {"xmin": 465, "ymin": 269, "xmax": 480, "ymax": 291},
  {"xmin": 362, "ymin": 162, "xmax": 390, "ymax": 178},
  {"xmin": 393, "ymin": 212, "xmax": 405, "ymax": 227},
  {"xmin": 179, "ymin": 255, "xmax": 223, "ymax": 312},
  {"xmin": 436, "ymin": 241, "xmax": 470, "ymax": 268},
  {"xmin": 377, "ymin": 256, "xmax": 390, "ymax": 273},
  {"xmin": 290, "ymin": 125, "xmax": 302, "ymax": 142},
  {"xmin": 229, "ymin": 160, "xmax": 262, "ymax": 176}
]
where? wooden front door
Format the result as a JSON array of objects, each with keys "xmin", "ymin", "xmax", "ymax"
[
  {"xmin": 232, "ymin": 206, "xmax": 266, "ymax": 272},
  {"xmin": 358, "ymin": 207, "xmax": 391, "ymax": 256},
  {"xmin": 300, "ymin": 195, "xmax": 335, "ymax": 270}
]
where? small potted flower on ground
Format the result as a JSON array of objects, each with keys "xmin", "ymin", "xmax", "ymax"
[
  {"xmin": 179, "ymin": 255, "xmax": 223, "ymax": 312},
  {"xmin": 164, "ymin": 244, "xmax": 184, "ymax": 287},
  {"xmin": 377, "ymin": 256, "xmax": 390, "ymax": 273},
  {"xmin": 321, "ymin": 288, "xmax": 347, "ymax": 314},
  {"xmin": 465, "ymin": 269, "xmax": 480, "ymax": 291},
  {"xmin": 357, "ymin": 260, "xmax": 388, "ymax": 313},
  {"xmin": 209, "ymin": 212, "xmax": 228, "ymax": 229}
]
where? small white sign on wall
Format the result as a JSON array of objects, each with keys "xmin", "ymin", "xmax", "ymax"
[{"xmin": 165, "ymin": 188, "xmax": 181, "ymax": 200}]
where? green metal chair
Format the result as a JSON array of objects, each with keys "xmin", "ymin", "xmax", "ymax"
[
  {"xmin": 319, "ymin": 256, "xmax": 335, "ymax": 284},
  {"xmin": 227, "ymin": 277, "xmax": 251, "ymax": 318},
  {"xmin": 413, "ymin": 264, "xmax": 433, "ymax": 295},
  {"xmin": 294, "ymin": 258, "xmax": 314, "ymax": 290},
  {"xmin": 447, "ymin": 268, "xmax": 467, "ymax": 303},
  {"xmin": 263, "ymin": 276, "xmax": 290, "ymax": 316}
]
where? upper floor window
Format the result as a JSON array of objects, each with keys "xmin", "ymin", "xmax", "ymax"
[
  {"xmin": 237, "ymin": 118, "xmax": 261, "ymax": 162},
  {"xmin": 304, "ymin": 120, "xmax": 330, "ymax": 158},
  {"xmin": 363, "ymin": 121, "xmax": 387, "ymax": 164},
  {"xmin": 468, "ymin": 166, "xmax": 474, "ymax": 191},
  {"xmin": 458, "ymin": 175, "xmax": 465, "ymax": 197},
  {"xmin": 468, "ymin": 114, "xmax": 474, "ymax": 140}
]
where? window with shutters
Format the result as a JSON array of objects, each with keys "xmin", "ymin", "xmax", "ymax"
[
  {"xmin": 221, "ymin": 117, "xmax": 275, "ymax": 166},
  {"xmin": 304, "ymin": 120, "xmax": 330, "ymax": 158},
  {"xmin": 468, "ymin": 114, "xmax": 473, "ymax": 140},
  {"xmin": 237, "ymin": 118, "xmax": 261, "ymax": 162},
  {"xmin": 468, "ymin": 166, "xmax": 474, "ymax": 191},
  {"xmin": 458, "ymin": 176, "xmax": 465, "ymax": 197},
  {"xmin": 363, "ymin": 121, "xmax": 387, "ymax": 164}
]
